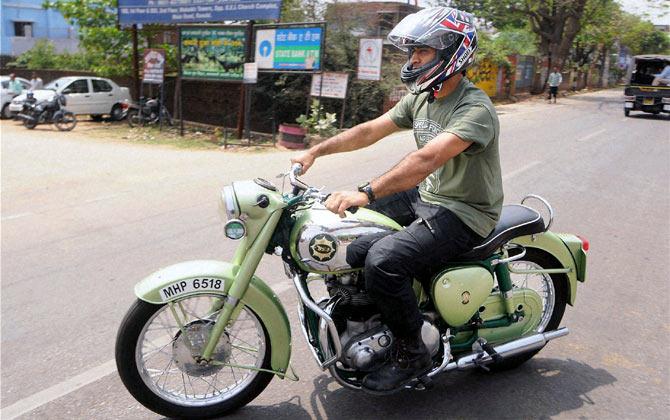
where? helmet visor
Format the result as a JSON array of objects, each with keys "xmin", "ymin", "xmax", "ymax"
[{"xmin": 388, "ymin": 7, "xmax": 465, "ymax": 52}]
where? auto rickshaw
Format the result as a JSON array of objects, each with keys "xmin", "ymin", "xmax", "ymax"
[{"xmin": 623, "ymin": 54, "xmax": 670, "ymax": 117}]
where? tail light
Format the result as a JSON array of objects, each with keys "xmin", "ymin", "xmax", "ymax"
[
  {"xmin": 577, "ymin": 235, "xmax": 589, "ymax": 252},
  {"xmin": 121, "ymin": 102, "xmax": 129, "ymax": 109}
]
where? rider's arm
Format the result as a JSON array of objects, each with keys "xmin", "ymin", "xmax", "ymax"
[
  {"xmin": 291, "ymin": 114, "xmax": 400, "ymax": 172},
  {"xmin": 371, "ymin": 132, "xmax": 472, "ymax": 198}
]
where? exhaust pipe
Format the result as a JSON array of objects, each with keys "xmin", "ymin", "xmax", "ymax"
[{"xmin": 445, "ymin": 327, "xmax": 569, "ymax": 371}]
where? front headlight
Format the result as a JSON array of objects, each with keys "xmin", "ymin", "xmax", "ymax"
[{"xmin": 219, "ymin": 185, "xmax": 240, "ymax": 222}]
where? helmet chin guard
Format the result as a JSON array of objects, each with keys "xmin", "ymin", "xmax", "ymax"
[{"xmin": 389, "ymin": 7, "xmax": 478, "ymax": 95}]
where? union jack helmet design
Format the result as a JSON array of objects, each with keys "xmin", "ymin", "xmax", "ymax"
[{"xmin": 388, "ymin": 7, "xmax": 478, "ymax": 95}]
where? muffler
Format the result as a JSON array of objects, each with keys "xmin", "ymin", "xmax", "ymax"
[{"xmin": 445, "ymin": 327, "xmax": 569, "ymax": 371}]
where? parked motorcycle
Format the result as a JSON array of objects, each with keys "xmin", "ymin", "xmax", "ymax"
[
  {"xmin": 17, "ymin": 93, "xmax": 76, "ymax": 131},
  {"xmin": 115, "ymin": 164, "xmax": 588, "ymax": 418},
  {"xmin": 125, "ymin": 96, "xmax": 172, "ymax": 127}
]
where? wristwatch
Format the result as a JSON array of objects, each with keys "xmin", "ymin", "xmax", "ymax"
[{"xmin": 357, "ymin": 182, "xmax": 376, "ymax": 204}]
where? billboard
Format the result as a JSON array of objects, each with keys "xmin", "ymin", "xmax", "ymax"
[
  {"xmin": 255, "ymin": 26, "xmax": 323, "ymax": 71},
  {"xmin": 180, "ymin": 27, "xmax": 246, "ymax": 80},
  {"xmin": 357, "ymin": 38, "xmax": 383, "ymax": 81},
  {"xmin": 118, "ymin": 0, "xmax": 282, "ymax": 26},
  {"xmin": 143, "ymin": 49, "xmax": 165, "ymax": 84},
  {"xmin": 310, "ymin": 72, "xmax": 348, "ymax": 99}
]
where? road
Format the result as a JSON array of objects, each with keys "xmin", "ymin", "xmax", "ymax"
[{"xmin": 1, "ymin": 89, "xmax": 669, "ymax": 419}]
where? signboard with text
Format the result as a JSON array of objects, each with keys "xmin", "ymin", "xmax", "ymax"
[
  {"xmin": 143, "ymin": 48, "xmax": 165, "ymax": 84},
  {"xmin": 180, "ymin": 27, "xmax": 246, "ymax": 80},
  {"xmin": 118, "ymin": 0, "xmax": 282, "ymax": 26},
  {"xmin": 357, "ymin": 38, "xmax": 383, "ymax": 81},
  {"xmin": 310, "ymin": 72, "xmax": 348, "ymax": 99},
  {"xmin": 255, "ymin": 26, "xmax": 323, "ymax": 71}
]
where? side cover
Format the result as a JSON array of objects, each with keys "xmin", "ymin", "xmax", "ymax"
[{"xmin": 134, "ymin": 260, "xmax": 292, "ymax": 377}]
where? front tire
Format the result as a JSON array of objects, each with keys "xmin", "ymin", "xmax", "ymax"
[
  {"xmin": 624, "ymin": 109, "xmax": 630, "ymax": 117},
  {"xmin": 115, "ymin": 296, "xmax": 274, "ymax": 418},
  {"xmin": 55, "ymin": 112, "xmax": 77, "ymax": 131},
  {"xmin": 110, "ymin": 104, "xmax": 125, "ymax": 121},
  {"xmin": 489, "ymin": 249, "xmax": 568, "ymax": 371}
]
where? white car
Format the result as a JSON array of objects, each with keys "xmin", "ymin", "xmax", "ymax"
[
  {"xmin": 9, "ymin": 76, "xmax": 132, "ymax": 120},
  {"xmin": 1, "ymin": 75, "xmax": 31, "ymax": 119}
]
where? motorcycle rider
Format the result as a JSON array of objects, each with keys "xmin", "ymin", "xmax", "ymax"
[{"xmin": 291, "ymin": 7, "xmax": 503, "ymax": 392}]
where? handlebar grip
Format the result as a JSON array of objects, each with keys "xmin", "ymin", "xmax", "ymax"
[{"xmin": 347, "ymin": 206, "xmax": 359, "ymax": 214}]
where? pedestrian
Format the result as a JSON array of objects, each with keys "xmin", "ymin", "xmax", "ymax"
[
  {"xmin": 291, "ymin": 6, "xmax": 502, "ymax": 393},
  {"xmin": 8, "ymin": 73, "xmax": 23, "ymax": 96},
  {"xmin": 651, "ymin": 64, "xmax": 670, "ymax": 86},
  {"xmin": 547, "ymin": 66, "xmax": 562, "ymax": 103},
  {"xmin": 30, "ymin": 72, "xmax": 43, "ymax": 90}
]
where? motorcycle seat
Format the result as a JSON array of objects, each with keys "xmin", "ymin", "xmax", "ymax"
[{"xmin": 458, "ymin": 204, "xmax": 545, "ymax": 261}]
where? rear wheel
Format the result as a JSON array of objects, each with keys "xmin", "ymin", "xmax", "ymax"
[
  {"xmin": 624, "ymin": 109, "xmax": 630, "ymax": 117},
  {"xmin": 489, "ymin": 249, "xmax": 568, "ymax": 371},
  {"xmin": 1, "ymin": 104, "xmax": 12, "ymax": 119},
  {"xmin": 55, "ymin": 112, "xmax": 77, "ymax": 131},
  {"xmin": 23, "ymin": 115, "xmax": 37, "ymax": 129},
  {"xmin": 110, "ymin": 104, "xmax": 124, "ymax": 121},
  {"xmin": 115, "ymin": 295, "xmax": 274, "ymax": 418}
]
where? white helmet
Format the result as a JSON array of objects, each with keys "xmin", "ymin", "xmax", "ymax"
[{"xmin": 388, "ymin": 7, "xmax": 478, "ymax": 95}]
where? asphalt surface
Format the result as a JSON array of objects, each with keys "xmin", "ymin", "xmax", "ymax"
[{"xmin": 1, "ymin": 89, "xmax": 669, "ymax": 419}]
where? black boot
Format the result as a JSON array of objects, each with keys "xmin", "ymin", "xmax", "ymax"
[{"xmin": 362, "ymin": 330, "xmax": 432, "ymax": 393}]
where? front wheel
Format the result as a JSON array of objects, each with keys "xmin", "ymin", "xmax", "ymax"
[
  {"xmin": 115, "ymin": 295, "xmax": 274, "ymax": 418},
  {"xmin": 23, "ymin": 115, "xmax": 37, "ymax": 129},
  {"xmin": 55, "ymin": 112, "xmax": 77, "ymax": 131},
  {"xmin": 489, "ymin": 249, "xmax": 568, "ymax": 371},
  {"xmin": 624, "ymin": 108, "xmax": 630, "ymax": 117},
  {"xmin": 127, "ymin": 110, "xmax": 144, "ymax": 128}
]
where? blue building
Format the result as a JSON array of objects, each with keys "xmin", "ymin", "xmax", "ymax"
[{"xmin": 1, "ymin": 0, "xmax": 78, "ymax": 57}]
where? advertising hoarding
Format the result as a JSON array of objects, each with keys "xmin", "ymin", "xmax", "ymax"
[
  {"xmin": 118, "ymin": 0, "xmax": 282, "ymax": 26},
  {"xmin": 180, "ymin": 27, "xmax": 246, "ymax": 80},
  {"xmin": 310, "ymin": 72, "xmax": 348, "ymax": 99},
  {"xmin": 255, "ymin": 26, "xmax": 322, "ymax": 71},
  {"xmin": 357, "ymin": 38, "xmax": 383, "ymax": 81},
  {"xmin": 143, "ymin": 48, "xmax": 165, "ymax": 84}
]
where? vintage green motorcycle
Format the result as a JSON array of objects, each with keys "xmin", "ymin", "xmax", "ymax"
[{"xmin": 115, "ymin": 164, "xmax": 588, "ymax": 418}]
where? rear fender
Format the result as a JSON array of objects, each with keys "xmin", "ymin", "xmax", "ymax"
[
  {"xmin": 512, "ymin": 232, "xmax": 584, "ymax": 305},
  {"xmin": 134, "ymin": 260, "xmax": 292, "ymax": 377}
]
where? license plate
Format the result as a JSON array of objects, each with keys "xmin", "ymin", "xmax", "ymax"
[
  {"xmin": 160, "ymin": 278, "xmax": 226, "ymax": 301},
  {"xmin": 643, "ymin": 98, "xmax": 654, "ymax": 105},
  {"xmin": 624, "ymin": 102, "xmax": 633, "ymax": 108},
  {"xmin": 664, "ymin": 105, "xmax": 670, "ymax": 111}
]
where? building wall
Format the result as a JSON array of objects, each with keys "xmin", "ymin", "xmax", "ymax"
[{"xmin": 1, "ymin": 0, "xmax": 78, "ymax": 56}]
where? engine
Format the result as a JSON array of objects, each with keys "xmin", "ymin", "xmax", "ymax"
[{"xmin": 325, "ymin": 273, "xmax": 441, "ymax": 372}]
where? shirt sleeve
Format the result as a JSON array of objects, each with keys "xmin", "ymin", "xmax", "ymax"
[
  {"xmin": 444, "ymin": 103, "xmax": 495, "ymax": 154},
  {"xmin": 385, "ymin": 93, "xmax": 414, "ymax": 129}
]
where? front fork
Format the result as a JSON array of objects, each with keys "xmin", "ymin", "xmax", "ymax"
[{"xmin": 176, "ymin": 211, "xmax": 282, "ymax": 362}]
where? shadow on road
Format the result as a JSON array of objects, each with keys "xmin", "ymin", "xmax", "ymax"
[{"xmin": 220, "ymin": 357, "xmax": 616, "ymax": 420}]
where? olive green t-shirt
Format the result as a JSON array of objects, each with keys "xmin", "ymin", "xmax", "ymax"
[{"xmin": 387, "ymin": 78, "xmax": 503, "ymax": 238}]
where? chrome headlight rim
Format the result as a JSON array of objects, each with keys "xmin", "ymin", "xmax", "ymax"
[{"xmin": 222, "ymin": 185, "xmax": 240, "ymax": 220}]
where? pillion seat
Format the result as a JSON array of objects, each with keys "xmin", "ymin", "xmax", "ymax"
[{"xmin": 458, "ymin": 205, "xmax": 546, "ymax": 261}]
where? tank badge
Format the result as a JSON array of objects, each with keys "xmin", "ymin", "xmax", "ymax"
[
  {"xmin": 461, "ymin": 291, "xmax": 471, "ymax": 304},
  {"xmin": 309, "ymin": 234, "xmax": 337, "ymax": 262}
]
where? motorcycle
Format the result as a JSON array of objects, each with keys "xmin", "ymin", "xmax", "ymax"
[
  {"xmin": 17, "ymin": 93, "xmax": 76, "ymax": 131},
  {"xmin": 125, "ymin": 96, "xmax": 173, "ymax": 127},
  {"xmin": 115, "ymin": 164, "xmax": 588, "ymax": 418}
]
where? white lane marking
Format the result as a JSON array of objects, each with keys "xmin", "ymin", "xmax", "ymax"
[
  {"xmin": 576, "ymin": 128, "xmax": 606, "ymax": 143},
  {"xmin": 1, "ymin": 360, "xmax": 117, "ymax": 420},
  {"xmin": 502, "ymin": 161, "xmax": 542, "ymax": 181},
  {"xmin": 1, "ymin": 212, "xmax": 33, "ymax": 221},
  {"xmin": 1, "ymin": 282, "xmax": 296, "ymax": 418},
  {"xmin": 84, "ymin": 194, "xmax": 120, "ymax": 204}
]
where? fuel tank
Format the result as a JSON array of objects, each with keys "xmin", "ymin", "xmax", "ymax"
[{"xmin": 289, "ymin": 205, "xmax": 402, "ymax": 273}]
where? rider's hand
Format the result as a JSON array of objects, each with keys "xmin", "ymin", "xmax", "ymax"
[
  {"xmin": 325, "ymin": 191, "xmax": 369, "ymax": 218},
  {"xmin": 290, "ymin": 151, "xmax": 316, "ymax": 174}
]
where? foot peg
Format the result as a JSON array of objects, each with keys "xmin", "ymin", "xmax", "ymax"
[{"xmin": 472, "ymin": 338, "xmax": 503, "ymax": 370}]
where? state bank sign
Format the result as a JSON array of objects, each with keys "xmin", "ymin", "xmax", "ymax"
[{"xmin": 118, "ymin": 0, "xmax": 282, "ymax": 26}]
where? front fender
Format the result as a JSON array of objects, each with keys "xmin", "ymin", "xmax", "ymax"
[
  {"xmin": 512, "ymin": 232, "xmax": 583, "ymax": 306},
  {"xmin": 134, "ymin": 260, "xmax": 292, "ymax": 377}
]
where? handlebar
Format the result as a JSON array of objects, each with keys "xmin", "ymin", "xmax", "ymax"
[{"xmin": 287, "ymin": 164, "xmax": 358, "ymax": 214}]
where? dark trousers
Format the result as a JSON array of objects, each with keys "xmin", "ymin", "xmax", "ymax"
[
  {"xmin": 346, "ymin": 188, "xmax": 482, "ymax": 338},
  {"xmin": 548, "ymin": 86, "xmax": 558, "ymax": 100}
]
